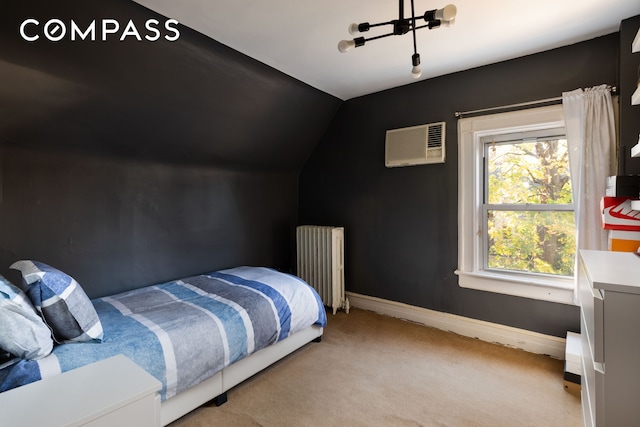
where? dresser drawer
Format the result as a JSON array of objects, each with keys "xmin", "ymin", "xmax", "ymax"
[
  {"xmin": 581, "ymin": 312, "xmax": 605, "ymax": 427},
  {"xmin": 581, "ymin": 313, "xmax": 595, "ymax": 427},
  {"xmin": 579, "ymin": 257, "xmax": 604, "ymax": 364}
]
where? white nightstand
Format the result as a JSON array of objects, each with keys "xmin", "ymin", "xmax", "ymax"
[{"xmin": 0, "ymin": 354, "xmax": 162, "ymax": 426}]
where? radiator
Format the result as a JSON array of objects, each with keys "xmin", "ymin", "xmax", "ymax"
[{"xmin": 296, "ymin": 225, "xmax": 349, "ymax": 315}]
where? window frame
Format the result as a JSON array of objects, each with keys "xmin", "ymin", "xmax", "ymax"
[{"xmin": 456, "ymin": 105, "xmax": 576, "ymax": 305}]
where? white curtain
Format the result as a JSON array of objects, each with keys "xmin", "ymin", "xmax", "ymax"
[{"xmin": 563, "ymin": 84, "xmax": 616, "ymax": 302}]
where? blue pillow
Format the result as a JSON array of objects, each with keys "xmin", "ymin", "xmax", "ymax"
[
  {"xmin": 10, "ymin": 261, "xmax": 103, "ymax": 343},
  {"xmin": 0, "ymin": 275, "xmax": 53, "ymax": 359}
]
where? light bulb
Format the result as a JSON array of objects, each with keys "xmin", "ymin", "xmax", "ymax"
[
  {"xmin": 411, "ymin": 65, "xmax": 422, "ymax": 79},
  {"xmin": 435, "ymin": 4, "xmax": 457, "ymax": 22},
  {"xmin": 441, "ymin": 17, "xmax": 455, "ymax": 27},
  {"xmin": 411, "ymin": 53, "xmax": 422, "ymax": 79},
  {"xmin": 338, "ymin": 37, "xmax": 365, "ymax": 52},
  {"xmin": 349, "ymin": 23, "xmax": 360, "ymax": 35},
  {"xmin": 338, "ymin": 39, "xmax": 355, "ymax": 53}
]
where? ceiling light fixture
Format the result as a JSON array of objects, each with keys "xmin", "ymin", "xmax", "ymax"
[{"xmin": 338, "ymin": 2, "xmax": 457, "ymax": 79}]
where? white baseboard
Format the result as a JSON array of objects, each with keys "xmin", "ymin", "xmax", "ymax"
[{"xmin": 345, "ymin": 292, "xmax": 566, "ymax": 359}]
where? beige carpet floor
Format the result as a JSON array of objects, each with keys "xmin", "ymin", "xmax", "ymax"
[{"xmin": 170, "ymin": 308, "xmax": 581, "ymax": 427}]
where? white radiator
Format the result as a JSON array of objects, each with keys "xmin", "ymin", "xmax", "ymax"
[{"xmin": 296, "ymin": 225, "xmax": 349, "ymax": 315}]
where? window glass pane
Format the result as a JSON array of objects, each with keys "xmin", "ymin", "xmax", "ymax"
[
  {"xmin": 486, "ymin": 139, "xmax": 572, "ymax": 205},
  {"xmin": 487, "ymin": 210, "xmax": 576, "ymax": 276}
]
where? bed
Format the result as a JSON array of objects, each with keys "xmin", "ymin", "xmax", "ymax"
[{"xmin": 0, "ymin": 261, "xmax": 327, "ymax": 425}]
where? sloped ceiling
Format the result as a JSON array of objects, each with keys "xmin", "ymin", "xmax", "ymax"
[{"xmin": 134, "ymin": 0, "xmax": 640, "ymax": 100}]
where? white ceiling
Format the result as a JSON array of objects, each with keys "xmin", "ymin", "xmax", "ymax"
[{"xmin": 134, "ymin": 0, "xmax": 640, "ymax": 100}]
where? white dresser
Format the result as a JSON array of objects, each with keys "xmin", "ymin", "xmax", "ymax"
[
  {"xmin": 579, "ymin": 250, "xmax": 640, "ymax": 427},
  {"xmin": 0, "ymin": 354, "xmax": 162, "ymax": 426}
]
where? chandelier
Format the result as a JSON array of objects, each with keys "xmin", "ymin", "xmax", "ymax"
[{"xmin": 338, "ymin": 2, "xmax": 457, "ymax": 79}]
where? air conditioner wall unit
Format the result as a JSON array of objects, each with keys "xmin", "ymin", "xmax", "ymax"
[{"xmin": 385, "ymin": 121, "xmax": 445, "ymax": 167}]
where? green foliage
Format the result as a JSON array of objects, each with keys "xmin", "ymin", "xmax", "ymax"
[{"xmin": 485, "ymin": 139, "xmax": 575, "ymax": 276}]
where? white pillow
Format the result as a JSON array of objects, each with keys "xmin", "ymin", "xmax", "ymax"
[{"xmin": 0, "ymin": 275, "xmax": 53, "ymax": 360}]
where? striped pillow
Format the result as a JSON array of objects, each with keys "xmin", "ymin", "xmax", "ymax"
[
  {"xmin": 10, "ymin": 261, "xmax": 103, "ymax": 343},
  {"xmin": 0, "ymin": 275, "xmax": 53, "ymax": 359}
]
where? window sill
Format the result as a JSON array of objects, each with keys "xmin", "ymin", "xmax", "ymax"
[{"xmin": 455, "ymin": 270, "xmax": 576, "ymax": 306}]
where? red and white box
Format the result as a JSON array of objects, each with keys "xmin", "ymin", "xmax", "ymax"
[{"xmin": 601, "ymin": 196, "xmax": 640, "ymax": 231}]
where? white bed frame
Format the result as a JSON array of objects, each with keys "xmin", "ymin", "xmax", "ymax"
[
  {"xmin": 0, "ymin": 325, "xmax": 322, "ymax": 427},
  {"xmin": 160, "ymin": 324, "xmax": 323, "ymax": 426}
]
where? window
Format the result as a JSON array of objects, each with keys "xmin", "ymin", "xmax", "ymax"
[
  {"xmin": 456, "ymin": 105, "xmax": 575, "ymax": 305},
  {"xmin": 483, "ymin": 130, "xmax": 575, "ymax": 276}
]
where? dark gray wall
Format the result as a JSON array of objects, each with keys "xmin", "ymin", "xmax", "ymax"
[
  {"xmin": 0, "ymin": 147, "xmax": 299, "ymax": 298},
  {"xmin": 0, "ymin": 0, "xmax": 341, "ymax": 297},
  {"xmin": 620, "ymin": 15, "xmax": 640, "ymax": 174},
  {"xmin": 299, "ymin": 34, "xmax": 622, "ymax": 337},
  {"xmin": 0, "ymin": 0, "xmax": 341, "ymax": 168}
]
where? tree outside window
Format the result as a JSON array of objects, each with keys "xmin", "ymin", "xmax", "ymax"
[{"xmin": 483, "ymin": 135, "xmax": 575, "ymax": 277}]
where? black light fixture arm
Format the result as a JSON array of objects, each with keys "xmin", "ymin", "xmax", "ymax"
[
  {"xmin": 410, "ymin": 0, "xmax": 421, "ymax": 77},
  {"xmin": 414, "ymin": 21, "xmax": 442, "ymax": 31},
  {"xmin": 353, "ymin": 21, "xmax": 394, "ymax": 33},
  {"xmin": 411, "ymin": 0, "xmax": 418, "ymax": 55},
  {"xmin": 359, "ymin": 32, "xmax": 394, "ymax": 44},
  {"xmin": 337, "ymin": 2, "xmax": 457, "ymax": 79}
]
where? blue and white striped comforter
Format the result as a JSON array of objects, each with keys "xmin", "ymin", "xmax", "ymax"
[{"xmin": 0, "ymin": 266, "xmax": 327, "ymax": 400}]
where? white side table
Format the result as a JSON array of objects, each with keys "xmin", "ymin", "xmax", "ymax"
[{"xmin": 0, "ymin": 354, "xmax": 162, "ymax": 427}]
